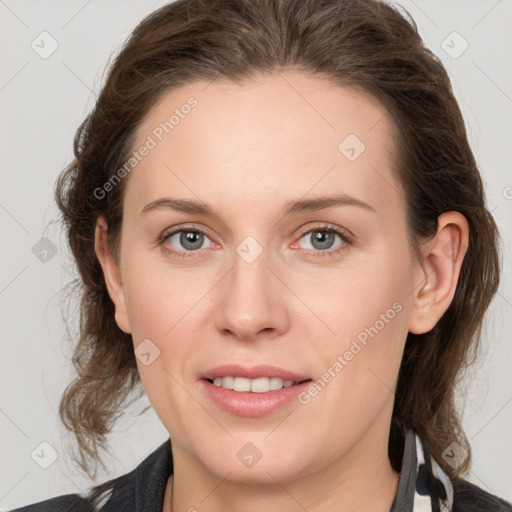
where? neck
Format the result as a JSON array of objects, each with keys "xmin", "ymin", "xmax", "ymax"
[{"xmin": 163, "ymin": 419, "xmax": 401, "ymax": 512}]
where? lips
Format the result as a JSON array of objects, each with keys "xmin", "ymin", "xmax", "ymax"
[
  {"xmin": 200, "ymin": 364, "xmax": 311, "ymax": 383},
  {"xmin": 200, "ymin": 378, "xmax": 313, "ymax": 417}
]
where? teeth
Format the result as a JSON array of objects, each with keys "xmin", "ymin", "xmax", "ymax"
[{"xmin": 212, "ymin": 376, "xmax": 296, "ymax": 392}]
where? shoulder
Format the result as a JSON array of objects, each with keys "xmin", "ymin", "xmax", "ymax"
[
  {"xmin": 452, "ymin": 476, "xmax": 512, "ymax": 511},
  {"xmin": 7, "ymin": 493, "xmax": 95, "ymax": 512},
  {"xmin": 8, "ymin": 438, "xmax": 173, "ymax": 512}
]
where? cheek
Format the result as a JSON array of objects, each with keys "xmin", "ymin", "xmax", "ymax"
[
  {"xmin": 122, "ymin": 251, "xmax": 207, "ymax": 340},
  {"xmin": 296, "ymin": 246, "xmax": 413, "ymax": 414},
  {"xmin": 125, "ymin": 272, "xmax": 200, "ymax": 437},
  {"xmin": 291, "ymin": 242, "xmax": 412, "ymax": 343},
  {"xmin": 118, "ymin": 255, "xmax": 194, "ymax": 403}
]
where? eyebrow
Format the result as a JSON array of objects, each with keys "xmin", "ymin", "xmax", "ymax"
[{"xmin": 140, "ymin": 193, "xmax": 376, "ymax": 218}]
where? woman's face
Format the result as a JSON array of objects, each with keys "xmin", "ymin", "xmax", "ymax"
[{"xmin": 98, "ymin": 71, "xmax": 436, "ymax": 484}]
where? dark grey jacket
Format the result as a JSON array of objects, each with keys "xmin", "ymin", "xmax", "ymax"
[{"xmin": 9, "ymin": 428, "xmax": 512, "ymax": 512}]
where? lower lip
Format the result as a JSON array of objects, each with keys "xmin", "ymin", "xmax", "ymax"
[{"xmin": 200, "ymin": 379, "xmax": 312, "ymax": 417}]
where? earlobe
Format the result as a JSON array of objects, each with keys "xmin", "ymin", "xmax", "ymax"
[
  {"xmin": 408, "ymin": 212, "xmax": 469, "ymax": 335},
  {"xmin": 94, "ymin": 216, "xmax": 132, "ymax": 334}
]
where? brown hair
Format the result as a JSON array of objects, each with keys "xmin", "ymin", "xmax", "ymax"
[{"xmin": 55, "ymin": 0, "xmax": 500, "ymax": 483}]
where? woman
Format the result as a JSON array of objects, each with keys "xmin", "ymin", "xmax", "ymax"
[{"xmin": 10, "ymin": 0, "xmax": 511, "ymax": 510}]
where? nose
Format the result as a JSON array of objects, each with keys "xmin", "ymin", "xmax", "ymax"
[{"xmin": 214, "ymin": 239, "xmax": 290, "ymax": 341}]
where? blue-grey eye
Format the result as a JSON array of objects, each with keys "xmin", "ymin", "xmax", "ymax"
[
  {"xmin": 299, "ymin": 230, "xmax": 343, "ymax": 251},
  {"xmin": 168, "ymin": 230, "xmax": 209, "ymax": 251}
]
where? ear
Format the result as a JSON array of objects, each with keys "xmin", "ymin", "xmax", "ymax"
[
  {"xmin": 94, "ymin": 216, "xmax": 131, "ymax": 334},
  {"xmin": 408, "ymin": 211, "xmax": 469, "ymax": 335}
]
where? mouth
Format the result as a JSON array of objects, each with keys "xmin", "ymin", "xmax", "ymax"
[
  {"xmin": 199, "ymin": 377, "xmax": 314, "ymax": 417},
  {"xmin": 198, "ymin": 364, "xmax": 313, "ymax": 416}
]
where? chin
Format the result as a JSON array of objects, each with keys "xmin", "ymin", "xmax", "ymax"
[{"xmin": 196, "ymin": 438, "xmax": 313, "ymax": 484}]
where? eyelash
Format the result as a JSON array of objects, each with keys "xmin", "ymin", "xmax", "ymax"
[{"xmin": 157, "ymin": 223, "xmax": 354, "ymax": 260}]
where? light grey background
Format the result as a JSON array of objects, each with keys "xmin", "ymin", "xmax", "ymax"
[{"xmin": 1, "ymin": 0, "xmax": 511, "ymax": 509}]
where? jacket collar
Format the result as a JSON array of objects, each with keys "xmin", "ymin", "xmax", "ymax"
[{"xmin": 94, "ymin": 437, "xmax": 173, "ymax": 511}]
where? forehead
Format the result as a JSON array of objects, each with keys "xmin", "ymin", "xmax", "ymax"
[{"xmin": 126, "ymin": 71, "xmax": 403, "ymax": 220}]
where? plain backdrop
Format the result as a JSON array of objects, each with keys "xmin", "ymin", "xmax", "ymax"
[{"xmin": 1, "ymin": 0, "xmax": 511, "ymax": 509}]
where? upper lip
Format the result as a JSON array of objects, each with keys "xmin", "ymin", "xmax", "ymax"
[{"xmin": 200, "ymin": 364, "xmax": 311, "ymax": 382}]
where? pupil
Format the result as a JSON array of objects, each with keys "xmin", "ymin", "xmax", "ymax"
[
  {"xmin": 182, "ymin": 231, "xmax": 203, "ymax": 250},
  {"xmin": 313, "ymin": 231, "xmax": 334, "ymax": 250}
]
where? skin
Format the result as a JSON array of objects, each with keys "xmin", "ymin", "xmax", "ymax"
[{"xmin": 95, "ymin": 70, "xmax": 469, "ymax": 512}]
